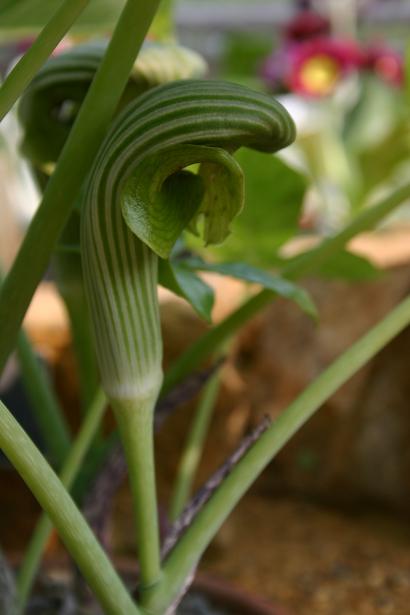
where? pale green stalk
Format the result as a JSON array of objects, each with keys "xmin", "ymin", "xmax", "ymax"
[
  {"xmin": 169, "ymin": 370, "xmax": 221, "ymax": 521},
  {"xmin": 15, "ymin": 389, "xmax": 106, "ymax": 613},
  {"xmin": 147, "ymin": 293, "xmax": 410, "ymax": 614},
  {"xmin": 114, "ymin": 399, "xmax": 162, "ymax": 594},
  {"xmin": 0, "ymin": 397, "xmax": 139, "ymax": 615},
  {"xmin": 0, "ymin": 0, "xmax": 163, "ymax": 376},
  {"xmin": 0, "ymin": 0, "xmax": 90, "ymax": 121}
]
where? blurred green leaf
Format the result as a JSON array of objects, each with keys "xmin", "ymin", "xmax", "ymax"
[
  {"xmin": 344, "ymin": 76, "xmax": 409, "ymax": 204},
  {"xmin": 281, "ymin": 248, "xmax": 380, "ymax": 282},
  {"xmin": 182, "ymin": 255, "xmax": 317, "ymax": 318},
  {"xmin": 158, "ymin": 258, "xmax": 214, "ymax": 322},
  {"xmin": 344, "ymin": 76, "xmax": 404, "ymax": 154},
  {"xmin": 314, "ymin": 250, "xmax": 380, "ymax": 281},
  {"xmin": 357, "ymin": 119, "xmax": 410, "ymax": 201},
  {"xmin": 0, "ymin": 0, "xmax": 126, "ymax": 36},
  {"xmin": 189, "ymin": 150, "xmax": 307, "ymax": 266},
  {"xmin": 223, "ymin": 32, "xmax": 273, "ymax": 78}
]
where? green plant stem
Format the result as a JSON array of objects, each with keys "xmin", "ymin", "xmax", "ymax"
[
  {"xmin": 169, "ymin": 370, "xmax": 221, "ymax": 521},
  {"xmin": 16, "ymin": 330, "xmax": 71, "ymax": 466},
  {"xmin": 0, "ymin": 0, "xmax": 162, "ymax": 377},
  {"xmin": 162, "ymin": 182, "xmax": 410, "ymax": 396},
  {"xmin": 147, "ymin": 293, "xmax": 410, "ymax": 614},
  {"xmin": 114, "ymin": 399, "xmax": 162, "ymax": 597},
  {"xmin": 0, "ymin": 397, "xmax": 140, "ymax": 615},
  {"xmin": 0, "ymin": 0, "xmax": 90, "ymax": 121},
  {"xmin": 15, "ymin": 388, "xmax": 106, "ymax": 613}
]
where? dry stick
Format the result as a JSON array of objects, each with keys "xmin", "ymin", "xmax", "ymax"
[
  {"xmin": 168, "ymin": 369, "xmax": 223, "ymax": 522},
  {"xmin": 158, "ymin": 417, "xmax": 272, "ymax": 615},
  {"xmin": 162, "ymin": 416, "xmax": 272, "ymax": 559}
]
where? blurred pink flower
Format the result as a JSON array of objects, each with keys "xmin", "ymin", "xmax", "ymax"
[
  {"xmin": 364, "ymin": 44, "xmax": 404, "ymax": 87},
  {"xmin": 286, "ymin": 38, "xmax": 363, "ymax": 97},
  {"xmin": 51, "ymin": 38, "xmax": 73, "ymax": 56},
  {"xmin": 260, "ymin": 47, "xmax": 292, "ymax": 92}
]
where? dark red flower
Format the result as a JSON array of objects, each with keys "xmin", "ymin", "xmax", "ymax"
[{"xmin": 283, "ymin": 10, "xmax": 331, "ymax": 43}]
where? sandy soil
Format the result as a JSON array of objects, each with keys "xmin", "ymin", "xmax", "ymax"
[{"xmin": 199, "ymin": 491, "xmax": 410, "ymax": 615}]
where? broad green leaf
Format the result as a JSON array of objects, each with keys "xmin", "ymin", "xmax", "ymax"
[
  {"xmin": 277, "ymin": 248, "xmax": 380, "ymax": 282},
  {"xmin": 182, "ymin": 256, "xmax": 317, "ymax": 318},
  {"xmin": 344, "ymin": 76, "xmax": 404, "ymax": 154},
  {"xmin": 189, "ymin": 150, "xmax": 307, "ymax": 266},
  {"xmin": 313, "ymin": 250, "xmax": 380, "ymax": 281},
  {"xmin": 356, "ymin": 119, "xmax": 410, "ymax": 202},
  {"xmin": 0, "ymin": 0, "xmax": 126, "ymax": 36},
  {"xmin": 158, "ymin": 259, "xmax": 214, "ymax": 322},
  {"xmin": 343, "ymin": 77, "xmax": 409, "ymax": 203}
]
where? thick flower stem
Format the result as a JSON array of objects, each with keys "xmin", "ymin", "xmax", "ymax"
[{"xmin": 113, "ymin": 396, "xmax": 162, "ymax": 596}]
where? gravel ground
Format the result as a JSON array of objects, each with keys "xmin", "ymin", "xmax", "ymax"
[{"xmin": 199, "ymin": 494, "xmax": 410, "ymax": 615}]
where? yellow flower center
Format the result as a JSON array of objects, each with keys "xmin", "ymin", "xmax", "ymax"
[{"xmin": 299, "ymin": 54, "xmax": 341, "ymax": 95}]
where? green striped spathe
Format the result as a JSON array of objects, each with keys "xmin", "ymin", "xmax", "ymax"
[
  {"xmin": 81, "ymin": 79, "xmax": 295, "ymax": 401},
  {"xmin": 18, "ymin": 40, "xmax": 207, "ymax": 169}
]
